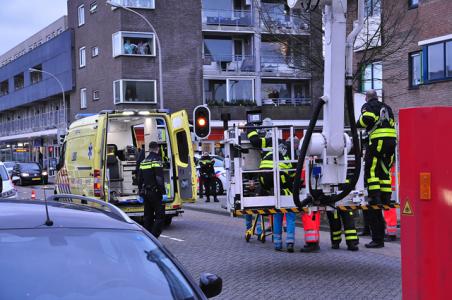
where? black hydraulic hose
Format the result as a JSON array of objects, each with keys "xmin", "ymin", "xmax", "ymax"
[
  {"xmin": 292, "ymin": 98, "xmax": 326, "ymax": 209},
  {"xmin": 328, "ymin": 83, "xmax": 362, "ymax": 204}
]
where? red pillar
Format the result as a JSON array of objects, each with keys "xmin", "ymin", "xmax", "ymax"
[{"xmin": 399, "ymin": 107, "xmax": 452, "ymax": 300}]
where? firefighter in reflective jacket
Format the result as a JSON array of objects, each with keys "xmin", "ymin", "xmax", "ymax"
[
  {"xmin": 357, "ymin": 90, "xmax": 397, "ymax": 248},
  {"xmin": 138, "ymin": 141, "xmax": 166, "ymax": 238},
  {"xmin": 327, "ymin": 209, "xmax": 359, "ymax": 251},
  {"xmin": 199, "ymin": 152, "xmax": 218, "ymax": 202},
  {"xmin": 247, "ymin": 118, "xmax": 296, "ymax": 252}
]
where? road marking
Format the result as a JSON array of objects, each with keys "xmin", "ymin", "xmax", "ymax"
[{"xmin": 160, "ymin": 234, "xmax": 185, "ymax": 242}]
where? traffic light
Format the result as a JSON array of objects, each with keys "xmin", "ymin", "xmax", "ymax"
[{"xmin": 193, "ymin": 105, "xmax": 211, "ymax": 139}]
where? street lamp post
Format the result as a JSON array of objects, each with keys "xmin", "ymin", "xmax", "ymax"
[
  {"xmin": 29, "ymin": 68, "xmax": 67, "ymax": 127},
  {"xmin": 106, "ymin": 1, "xmax": 164, "ymax": 110}
]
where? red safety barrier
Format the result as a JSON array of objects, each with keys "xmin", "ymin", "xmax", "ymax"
[
  {"xmin": 31, "ymin": 190, "xmax": 36, "ymax": 200},
  {"xmin": 399, "ymin": 107, "xmax": 452, "ymax": 300}
]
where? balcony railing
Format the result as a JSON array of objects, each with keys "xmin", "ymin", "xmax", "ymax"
[
  {"xmin": 262, "ymin": 97, "xmax": 311, "ymax": 106},
  {"xmin": 261, "ymin": 55, "xmax": 310, "ymax": 77},
  {"xmin": 0, "ymin": 110, "xmax": 67, "ymax": 136},
  {"xmin": 260, "ymin": 13, "xmax": 310, "ymax": 34},
  {"xmin": 203, "ymin": 55, "xmax": 256, "ymax": 75},
  {"xmin": 202, "ymin": 9, "xmax": 253, "ymax": 28}
]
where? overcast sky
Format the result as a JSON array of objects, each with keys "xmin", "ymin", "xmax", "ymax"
[{"xmin": 0, "ymin": 0, "xmax": 67, "ymax": 55}]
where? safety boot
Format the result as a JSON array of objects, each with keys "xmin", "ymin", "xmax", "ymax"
[
  {"xmin": 365, "ymin": 241, "xmax": 384, "ymax": 248},
  {"xmin": 274, "ymin": 245, "xmax": 283, "ymax": 252},
  {"xmin": 347, "ymin": 243, "xmax": 359, "ymax": 251},
  {"xmin": 331, "ymin": 243, "xmax": 340, "ymax": 250},
  {"xmin": 286, "ymin": 243, "xmax": 294, "ymax": 253},
  {"xmin": 214, "ymin": 198, "xmax": 219, "ymax": 202},
  {"xmin": 205, "ymin": 197, "xmax": 210, "ymax": 203},
  {"xmin": 300, "ymin": 242, "xmax": 320, "ymax": 253}
]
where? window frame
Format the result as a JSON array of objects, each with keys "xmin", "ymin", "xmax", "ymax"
[
  {"xmin": 93, "ymin": 90, "xmax": 100, "ymax": 101},
  {"xmin": 409, "ymin": 51, "xmax": 423, "ymax": 88},
  {"xmin": 78, "ymin": 4, "xmax": 85, "ymax": 26},
  {"xmin": 89, "ymin": 1, "xmax": 98, "ymax": 14},
  {"xmin": 13, "ymin": 73, "xmax": 25, "ymax": 91},
  {"xmin": 80, "ymin": 88, "xmax": 87, "ymax": 109},
  {"xmin": 422, "ymin": 39, "xmax": 452, "ymax": 84},
  {"xmin": 360, "ymin": 61, "xmax": 382, "ymax": 92},
  {"xmin": 91, "ymin": 46, "xmax": 99, "ymax": 58},
  {"xmin": 79, "ymin": 47, "xmax": 86, "ymax": 68},
  {"xmin": 112, "ymin": 31, "xmax": 156, "ymax": 58},
  {"xmin": 113, "ymin": 79, "xmax": 157, "ymax": 104},
  {"xmin": 0, "ymin": 79, "xmax": 9, "ymax": 96}
]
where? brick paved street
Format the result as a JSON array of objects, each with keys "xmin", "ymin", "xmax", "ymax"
[{"xmin": 15, "ymin": 185, "xmax": 402, "ymax": 299}]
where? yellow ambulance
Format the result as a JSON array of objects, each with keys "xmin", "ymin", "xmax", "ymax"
[{"xmin": 55, "ymin": 109, "xmax": 196, "ymax": 224}]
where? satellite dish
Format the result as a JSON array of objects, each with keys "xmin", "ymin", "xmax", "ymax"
[{"xmin": 287, "ymin": 0, "xmax": 299, "ymax": 8}]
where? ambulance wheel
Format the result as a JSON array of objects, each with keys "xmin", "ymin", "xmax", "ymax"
[
  {"xmin": 164, "ymin": 216, "xmax": 173, "ymax": 226},
  {"xmin": 245, "ymin": 231, "xmax": 251, "ymax": 242}
]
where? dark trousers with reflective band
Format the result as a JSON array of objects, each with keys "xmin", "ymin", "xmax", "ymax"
[
  {"xmin": 326, "ymin": 210, "xmax": 359, "ymax": 246},
  {"xmin": 364, "ymin": 137, "xmax": 396, "ymax": 243},
  {"xmin": 144, "ymin": 191, "xmax": 165, "ymax": 238},
  {"xmin": 202, "ymin": 176, "xmax": 217, "ymax": 200}
]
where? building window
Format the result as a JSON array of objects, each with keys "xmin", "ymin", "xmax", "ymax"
[
  {"xmin": 1, "ymin": 80, "xmax": 9, "ymax": 96},
  {"xmin": 361, "ymin": 62, "xmax": 382, "ymax": 92},
  {"xmin": 80, "ymin": 88, "xmax": 87, "ymax": 109},
  {"xmin": 425, "ymin": 41, "xmax": 452, "ymax": 81},
  {"xmin": 109, "ymin": 0, "xmax": 155, "ymax": 9},
  {"xmin": 409, "ymin": 52, "xmax": 423, "ymax": 87},
  {"xmin": 113, "ymin": 80, "xmax": 157, "ymax": 104},
  {"xmin": 93, "ymin": 90, "xmax": 100, "ymax": 100},
  {"xmin": 409, "ymin": 0, "xmax": 419, "ymax": 9},
  {"xmin": 365, "ymin": 0, "xmax": 381, "ymax": 17},
  {"xmin": 90, "ymin": 2, "xmax": 98, "ymax": 13},
  {"xmin": 112, "ymin": 31, "xmax": 155, "ymax": 57},
  {"xmin": 92, "ymin": 46, "xmax": 99, "ymax": 57},
  {"xmin": 30, "ymin": 64, "xmax": 43, "ymax": 85},
  {"xmin": 14, "ymin": 73, "xmax": 24, "ymax": 90},
  {"xmin": 204, "ymin": 78, "xmax": 255, "ymax": 105},
  {"xmin": 78, "ymin": 4, "xmax": 85, "ymax": 26},
  {"xmin": 79, "ymin": 47, "xmax": 86, "ymax": 68}
]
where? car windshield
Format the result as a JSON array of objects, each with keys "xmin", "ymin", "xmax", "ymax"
[
  {"xmin": 3, "ymin": 162, "xmax": 15, "ymax": 168},
  {"xmin": 19, "ymin": 163, "xmax": 40, "ymax": 172},
  {"xmin": 0, "ymin": 166, "xmax": 8, "ymax": 181},
  {"xmin": 0, "ymin": 228, "xmax": 198, "ymax": 300},
  {"xmin": 213, "ymin": 158, "xmax": 223, "ymax": 168}
]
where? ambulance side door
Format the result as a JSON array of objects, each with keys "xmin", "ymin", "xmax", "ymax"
[{"xmin": 168, "ymin": 110, "xmax": 196, "ymax": 202}]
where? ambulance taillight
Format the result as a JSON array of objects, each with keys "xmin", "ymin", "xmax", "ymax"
[{"xmin": 93, "ymin": 169, "xmax": 102, "ymax": 197}]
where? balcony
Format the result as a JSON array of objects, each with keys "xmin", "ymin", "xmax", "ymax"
[
  {"xmin": 202, "ymin": 9, "xmax": 254, "ymax": 32},
  {"xmin": 0, "ymin": 110, "xmax": 67, "ymax": 136},
  {"xmin": 260, "ymin": 56, "xmax": 311, "ymax": 78},
  {"xmin": 262, "ymin": 97, "xmax": 311, "ymax": 106},
  {"xmin": 203, "ymin": 55, "xmax": 256, "ymax": 75},
  {"xmin": 260, "ymin": 13, "xmax": 310, "ymax": 35}
]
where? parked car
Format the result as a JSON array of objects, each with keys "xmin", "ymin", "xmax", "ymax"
[
  {"xmin": 0, "ymin": 195, "xmax": 222, "ymax": 299},
  {"xmin": 2, "ymin": 161, "xmax": 16, "ymax": 177},
  {"xmin": 11, "ymin": 162, "xmax": 48, "ymax": 185},
  {"xmin": 0, "ymin": 162, "xmax": 17, "ymax": 199},
  {"xmin": 194, "ymin": 155, "xmax": 228, "ymax": 195}
]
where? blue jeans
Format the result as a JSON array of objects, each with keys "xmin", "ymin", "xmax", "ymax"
[
  {"xmin": 245, "ymin": 215, "xmax": 262, "ymax": 235},
  {"xmin": 273, "ymin": 212, "xmax": 296, "ymax": 248}
]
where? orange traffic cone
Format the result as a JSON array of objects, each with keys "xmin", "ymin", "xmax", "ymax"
[{"xmin": 31, "ymin": 189, "xmax": 36, "ymax": 200}]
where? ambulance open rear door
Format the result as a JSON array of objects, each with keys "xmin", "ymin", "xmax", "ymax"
[{"xmin": 168, "ymin": 110, "xmax": 196, "ymax": 203}]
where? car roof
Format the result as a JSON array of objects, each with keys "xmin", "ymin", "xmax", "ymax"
[{"xmin": 0, "ymin": 200, "xmax": 140, "ymax": 230}]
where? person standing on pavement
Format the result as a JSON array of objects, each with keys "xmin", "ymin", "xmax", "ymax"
[
  {"xmin": 138, "ymin": 142, "xmax": 166, "ymax": 238},
  {"xmin": 326, "ymin": 210, "xmax": 359, "ymax": 251},
  {"xmin": 357, "ymin": 89, "xmax": 397, "ymax": 248},
  {"xmin": 247, "ymin": 119, "xmax": 296, "ymax": 252},
  {"xmin": 199, "ymin": 152, "xmax": 218, "ymax": 202}
]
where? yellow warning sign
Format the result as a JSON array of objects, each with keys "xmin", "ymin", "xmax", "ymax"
[{"xmin": 402, "ymin": 199, "xmax": 414, "ymax": 216}]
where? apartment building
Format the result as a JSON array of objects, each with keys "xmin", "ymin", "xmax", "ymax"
[
  {"xmin": 0, "ymin": 17, "xmax": 73, "ymax": 170},
  {"xmin": 67, "ymin": 0, "xmax": 322, "ymax": 153}
]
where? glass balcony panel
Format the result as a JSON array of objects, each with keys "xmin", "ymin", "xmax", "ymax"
[{"xmin": 202, "ymin": 9, "xmax": 253, "ymax": 27}]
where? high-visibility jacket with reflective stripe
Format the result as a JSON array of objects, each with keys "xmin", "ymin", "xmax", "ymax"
[
  {"xmin": 357, "ymin": 98, "xmax": 397, "ymax": 140},
  {"xmin": 138, "ymin": 152, "xmax": 165, "ymax": 192}
]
